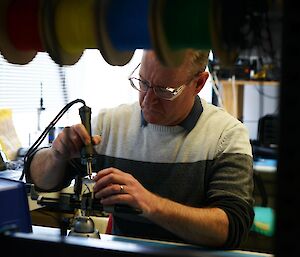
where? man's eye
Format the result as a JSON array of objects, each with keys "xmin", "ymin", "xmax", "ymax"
[
  {"xmin": 139, "ymin": 80, "xmax": 147, "ymax": 86},
  {"xmin": 155, "ymin": 87, "xmax": 168, "ymax": 93}
]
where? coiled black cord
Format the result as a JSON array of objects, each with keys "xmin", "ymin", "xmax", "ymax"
[{"xmin": 19, "ymin": 99, "xmax": 86, "ymax": 181}]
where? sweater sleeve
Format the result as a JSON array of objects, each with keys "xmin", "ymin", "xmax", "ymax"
[
  {"xmin": 25, "ymin": 148, "xmax": 86, "ymax": 192},
  {"xmin": 205, "ymin": 152, "xmax": 255, "ymax": 248},
  {"xmin": 207, "ymin": 195, "xmax": 255, "ymax": 248}
]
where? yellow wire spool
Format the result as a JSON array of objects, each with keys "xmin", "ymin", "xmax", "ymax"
[
  {"xmin": 55, "ymin": 0, "xmax": 97, "ymax": 54},
  {"xmin": 41, "ymin": 0, "xmax": 82, "ymax": 65}
]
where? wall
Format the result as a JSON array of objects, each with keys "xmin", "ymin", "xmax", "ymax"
[{"xmin": 243, "ymin": 84, "xmax": 279, "ymax": 140}]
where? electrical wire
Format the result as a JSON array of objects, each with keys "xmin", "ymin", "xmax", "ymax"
[
  {"xmin": 254, "ymin": 85, "xmax": 279, "ymax": 99},
  {"xmin": 19, "ymin": 98, "xmax": 86, "ymax": 181}
]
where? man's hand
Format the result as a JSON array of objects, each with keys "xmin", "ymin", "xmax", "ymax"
[
  {"xmin": 93, "ymin": 167, "xmax": 157, "ymax": 216},
  {"xmin": 92, "ymin": 167, "xmax": 229, "ymax": 247},
  {"xmin": 51, "ymin": 124, "xmax": 101, "ymax": 160},
  {"xmin": 29, "ymin": 124, "xmax": 101, "ymax": 191}
]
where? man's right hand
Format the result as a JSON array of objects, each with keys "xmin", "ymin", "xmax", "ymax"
[
  {"xmin": 51, "ymin": 124, "xmax": 101, "ymax": 160},
  {"xmin": 29, "ymin": 124, "xmax": 101, "ymax": 191}
]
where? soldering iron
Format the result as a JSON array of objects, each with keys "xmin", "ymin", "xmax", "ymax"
[{"xmin": 79, "ymin": 105, "xmax": 95, "ymax": 179}]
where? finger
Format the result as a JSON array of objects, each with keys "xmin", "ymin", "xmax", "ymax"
[
  {"xmin": 94, "ymin": 172, "xmax": 124, "ymax": 192},
  {"xmin": 99, "ymin": 192, "xmax": 133, "ymax": 206},
  {"xmin": 94, "ymin": 184, "xmax": 126, "ymax": 199},
  {"xmin": 63, "ymin": 126, "xmax": 84, "ymax": 151},
  {"xmin": 92, "ymin": 135, "xmax": 101, "ymax": 145},
  {"xmin": 93, "ymin": 167, "xmax": 123, "ymax": 181},
  {"xmin": 73, "ymin": 124, "xmax": 91, "ymax": 145},
  {"xmin": 52, "ymin": 126, "xmax": 83, "ymax": 158},
  {"xmin": 52, "ymin": 130, "xmax": 72, "ymax": 157},
  {"xmin": 119, "ymin": 185, "xmax": 125, "ymax": 194}
]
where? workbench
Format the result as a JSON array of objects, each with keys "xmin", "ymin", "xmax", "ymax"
[{"xmin": 1, "ymin": 225, "xmax": 274, "ymax": 257}]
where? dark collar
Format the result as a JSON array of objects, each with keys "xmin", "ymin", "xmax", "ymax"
[{"xmin": 141, "ymin": 96, "xmax": 203, "ymax": 133}]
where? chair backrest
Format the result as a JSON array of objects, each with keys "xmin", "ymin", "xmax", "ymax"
[{"xmin": 257, "ymin": 114, "xmax": 279, "ymax": 148}]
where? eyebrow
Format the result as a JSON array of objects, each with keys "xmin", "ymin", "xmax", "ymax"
[{"xmin": 139, "ymin": 74, "xmax": 183, "ymax": 89}]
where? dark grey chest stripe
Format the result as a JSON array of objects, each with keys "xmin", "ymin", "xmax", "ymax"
[{"xmin": 93, "ymin": 154, "xmax": 212, "ymax": 206}]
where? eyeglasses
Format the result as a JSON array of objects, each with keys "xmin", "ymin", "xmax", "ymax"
[{"xmin": 128, "ymin": 63, "xmax": 193, "ymax": 101}]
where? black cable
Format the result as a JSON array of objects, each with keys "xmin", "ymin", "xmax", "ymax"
[
  {"xmin": 254, "ymin": 85, "xmax": 279, "ymax": 99},
  {"xmin": 19, "ymin": 99, "xmax": 86, "ymax": 181}
]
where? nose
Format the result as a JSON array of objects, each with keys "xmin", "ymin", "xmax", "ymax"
[{"xmin": 143, "ymin": 87, "xmax": 158, "ymax": 103}]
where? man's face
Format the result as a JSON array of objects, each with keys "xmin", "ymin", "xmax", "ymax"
[{"xmin": 138, "ymin": 52, "xmax": 199, "ymax": 126}]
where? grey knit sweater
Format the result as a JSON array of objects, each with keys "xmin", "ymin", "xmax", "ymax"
[{"xmin": 89, "ymin": 97, "xmax": 254, "ymax": 248}]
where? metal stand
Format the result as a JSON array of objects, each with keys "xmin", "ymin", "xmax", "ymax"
[{"xmin": 68, "ymin": 216, "xmax": 100, "ymax": 239}]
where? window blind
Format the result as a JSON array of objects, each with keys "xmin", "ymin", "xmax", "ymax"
[
  {"xmin": 0, "ymin": 52, "xmax": 68, "ymax": 113},
  {"xmin": 0, "ymin": 52, "xmax": 70, "ymax": 147}
]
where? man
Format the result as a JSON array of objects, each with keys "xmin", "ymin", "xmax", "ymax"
[{"xmin": 28, "ymin": 50, "xmax": 254, "ymax": 248}]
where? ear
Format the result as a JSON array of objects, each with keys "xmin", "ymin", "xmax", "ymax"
[{"xmin": 195, "ymin": 71, "xmax": 209, "ymax": 94}]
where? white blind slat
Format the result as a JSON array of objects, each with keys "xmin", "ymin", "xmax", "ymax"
[{"xmin": 0, "ymin": 52, "xmax": 68, "ymax": 113}]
